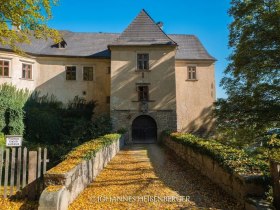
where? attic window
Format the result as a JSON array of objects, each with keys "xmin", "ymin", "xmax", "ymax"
[{"xmin": 52, "ymin": 40, "xmax": 67, "ymax": 49}]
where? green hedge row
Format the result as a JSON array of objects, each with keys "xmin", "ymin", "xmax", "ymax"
[{"xmin": 163, "ymin": 131, "xmax": 270, "ymax": 176}]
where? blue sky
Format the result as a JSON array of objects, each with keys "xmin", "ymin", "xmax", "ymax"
[{"xmin": 48, "ymin": 0, "xmax": 232, "ymax": 99}]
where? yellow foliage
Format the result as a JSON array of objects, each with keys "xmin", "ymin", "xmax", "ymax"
[
  {"xmin": 48, "ymin": 134, "xmax": 121, "ymax": 174},
  {"xmin": 69, "ymin": 145, "xmax": 195, "ymax": 210},
  {"xmin": 45, "ymin": 185, "xmax": 64, "ymax": 192},
  {"xmin": 0, "ymin": 198, "xmax": 37, "ymax": 210}
]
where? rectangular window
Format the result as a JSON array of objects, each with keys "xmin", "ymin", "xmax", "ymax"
[
  {"xmin": 188, "ymin": 66, "xmax": 197, "ymax": 80},
  {"xmin": 0, "ymin": 60, "xmax": 10, "ymax": 77},
  {"xmin": 106, "ymin": 96, "xmax": 110, "ymax": 104},
  {"xmin": 66, "ymin": 66, "xmax": 76, "ymax": 80},
  {"xmin": 137, "ymin": 86, "xmax": 149, "ymax": 101},
  {"xmin": 137, "ymin": 54, "xmax": 149, "ymax": 70},
  {"xmin": 22, "ymin": 63, "xmax": 32, "ymax": 79},
  {"xmin": 83, "ymin": 66, "xmax": 94, "ymax": 81}
]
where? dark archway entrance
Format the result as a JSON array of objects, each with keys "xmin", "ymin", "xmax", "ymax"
[{"xmin": 132, "ymin": 115, "xmax": 157, "ymax": 143}]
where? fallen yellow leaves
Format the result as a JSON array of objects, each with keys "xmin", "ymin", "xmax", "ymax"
[
  {"xmin": 0, "ymin": 187, "xmax": 37, "ymax": 210},
  {"xmin": 45, "ymin": 185, "xmax": 63, "ymax": 192},
  {"xmin": 48, "ymin": 134, "xmax": 121, "ymax": 174},
  {"xmin": 0, "ymin": 143, "xmax": 238, "ymax": 210},
  {"xmin": 69, "ymin": 144, "xmax": 237, "ymax": 210},
  {"xmin": 0, "ymin": 197, "xmax": 38, "ymax": 210}
]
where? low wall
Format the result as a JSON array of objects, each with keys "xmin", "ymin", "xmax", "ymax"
[
  {"xmin": 39, "ymin": 135, "xmax": 125, "ymax": 210},
  {"xmin": 163, "ymin": 135, "xmax": 266, "ymax": 208}
]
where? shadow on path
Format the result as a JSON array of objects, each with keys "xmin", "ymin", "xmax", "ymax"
[{"xmin": 143, "ymin": 144, "xmax": 239, "ymax": 209}]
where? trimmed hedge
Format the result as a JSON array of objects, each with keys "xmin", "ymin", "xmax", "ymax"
[
  {"xmin": 163, "ymin": 131, "xmax": 270, "ymax": 176},
  {"xmin": 47, "ymin": 133, "xmax": 121, "ymax": 174},
  {"xmin": 0, "ymin": 83, "xmax": 29, "ymax": 135}
]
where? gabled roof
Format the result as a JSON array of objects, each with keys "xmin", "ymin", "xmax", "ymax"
[
  {"xmin": 109, "ymin": 9, "xmax": 177, "ymax": 46},
  {"xmin": 0, "ymin": 10, "xmax": 216, "ymax": 61},
  {"xmin": 0, "ymin": 32, "xmax": 215, "ymax": 60}
]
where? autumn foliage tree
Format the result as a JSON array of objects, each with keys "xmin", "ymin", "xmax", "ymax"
[
  {"xmin": 215, "ymin": 0, "xmax": 280, "ymax": 145},
  {"xmin": 0, "ymin": 0, "xmax": 61, "ymax": 51}
]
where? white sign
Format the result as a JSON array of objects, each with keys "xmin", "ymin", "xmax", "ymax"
[{"xmin": 6, "ymin": 135, "xmax": 22, "ymax": 147}]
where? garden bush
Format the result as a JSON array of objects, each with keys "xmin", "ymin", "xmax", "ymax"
[
  {"xmin": 0, "ymin": 83, "xmax": 29, "ymax": 135},
  {"xmin": 23, "ymin": 92, "xmax": 113, "ymax": 167},
  {"xmin": 24, "ymin": 92, "xmax": 97, "ymax": 145},
  {"xmin": 0, "ymin": 86, "xmax": 113, "ymax": 167}
]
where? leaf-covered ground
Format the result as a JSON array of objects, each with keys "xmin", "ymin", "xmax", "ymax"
[
  {"xmin": 0, "ymin": 197, "xmax": 38, "ymax": 210},
  {"xmin": 70, "ymin": 144, "xmax": 238, "ymax": 210},
  {"xmin": 0, "ymin": 187, "xmax": 38, "ymax": 210}
]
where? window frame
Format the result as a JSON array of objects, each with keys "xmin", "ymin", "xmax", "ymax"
[
  {"xmin": 83, "ymin": 66, "xmax": 95, "ymax": 81},
  {"xmin": 21, "ymin": 63, "xmax": 33, "ymax": 80},
  {"xmin": 0, "ymin": 59, "xmax": 10, "ymax": 77},
  {"xmin": 106, "ymin": 96, "xmax": 110, "ymax": 104},
  {"xmin": 66, "ymin": 66, "xmax": 77, "ymax": 81},
  {"xmin": 187, "ymin": 65, "xmax": 197, "ymax": 80},
  {"xmin": 107, "ymin": 66, "xmax": 111, "ymax": 74},
  {"xmin": 137, "ymin": 85, "xmax": 149, "ymax": 101},
  {"xmin": 136, "ymin": 53, "xmax": 149, "ymax": 71}
]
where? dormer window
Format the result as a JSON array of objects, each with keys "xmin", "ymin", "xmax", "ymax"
[{"xmin": 51, "ymin": 39, "xmax": 67, "ymax": 49}]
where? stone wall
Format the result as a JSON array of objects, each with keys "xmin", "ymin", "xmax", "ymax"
[
  {"xmin": 163, "ymin": 136, "xmax": 266, "ymax": 208},
  {"xmin": 111, "ymin": 110, "xmax": 177, "ymax": 143},
  {"xmin": 38, "ymin": 136, "xmax": 125, "ymax": 210}
]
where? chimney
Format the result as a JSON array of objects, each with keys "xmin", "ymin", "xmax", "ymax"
[{"xmin": 156, "ymin": 21, "xmax": 164, "ymax": 30}]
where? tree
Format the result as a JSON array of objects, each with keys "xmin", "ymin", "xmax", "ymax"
[
  {"xmin": 0, "ymin": 0, "xmax": 61, "ymax": 51},
  {"xmin": 215, "ymin": 0, "xmax": 280, "ymax": 145}
]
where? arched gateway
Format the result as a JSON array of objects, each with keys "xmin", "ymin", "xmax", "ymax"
[{"xmin": 132, "ymin": 115, "xmax": 157, "ymax": 143}]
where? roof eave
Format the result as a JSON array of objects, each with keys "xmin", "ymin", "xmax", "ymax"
[
  {"xmin": 175, "ymin": 58, "xmax": 217, "ymax": 62},
  {"xmin": 108, "ymin": 43, "xmax": 177, "ymax": 49},
  {"xmin": 0, "ymin": 48, "xmax": 111, "ymax": 59}
]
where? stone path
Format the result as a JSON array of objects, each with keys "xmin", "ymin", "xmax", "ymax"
[{"xmin": 69, "ymin": 144, "xmax": 238, "ymax": 210}]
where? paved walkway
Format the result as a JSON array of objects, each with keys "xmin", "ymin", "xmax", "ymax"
[{"xmin": 69, "ymin": 144, "xmax": 238, "ymax": 210}]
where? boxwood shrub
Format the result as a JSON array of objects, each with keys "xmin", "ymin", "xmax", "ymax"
[{"xmin": 163, "ymin": 131, "xmax": 270, "ymax": 176}]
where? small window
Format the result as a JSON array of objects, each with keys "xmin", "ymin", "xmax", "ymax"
[
  {"xmin": 22, "ymin": 63, "xmax": 32, "ymax": 79},
  {"xmin": 137, "ymin": 86, "xmax": 149, "ymax": 101},
  {"xmin": 83, "ymin": 66, "xmax": 94, "ymax": 81},
  {"xmin": 188, "ymin": 66, "xmax": 197, "ymax": 80},
  {"xmin": 107, "ymin": 67, "xmax": 111, "ymax": 74},
  {"xmin": 0, "ymin": 60, "xmax": 10, "ymax": 77},
  {"xmin": 106, "ymin": 96, "xmax": 110, "ymax": 104},
  {"xmin": 137, "ymin": 54, "xmax": 149, "ymax": 70},
  {"xmin": 66, "ymin": 66, "xmax": 76, "ymax": 80}
]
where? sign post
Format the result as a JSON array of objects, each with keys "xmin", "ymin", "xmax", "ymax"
[{"xmin": 5, "ymin": 135, "xmax": 22, "ymax": 147}]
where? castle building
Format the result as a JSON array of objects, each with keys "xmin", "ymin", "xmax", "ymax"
[{"xmin": 0, "ymin": 10, "xmax": 216, "ymax": 143}]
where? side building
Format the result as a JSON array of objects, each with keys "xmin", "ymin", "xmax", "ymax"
[{"xmin": 0, "ymin": 10, "xmax": 216, "ymax": 142}]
